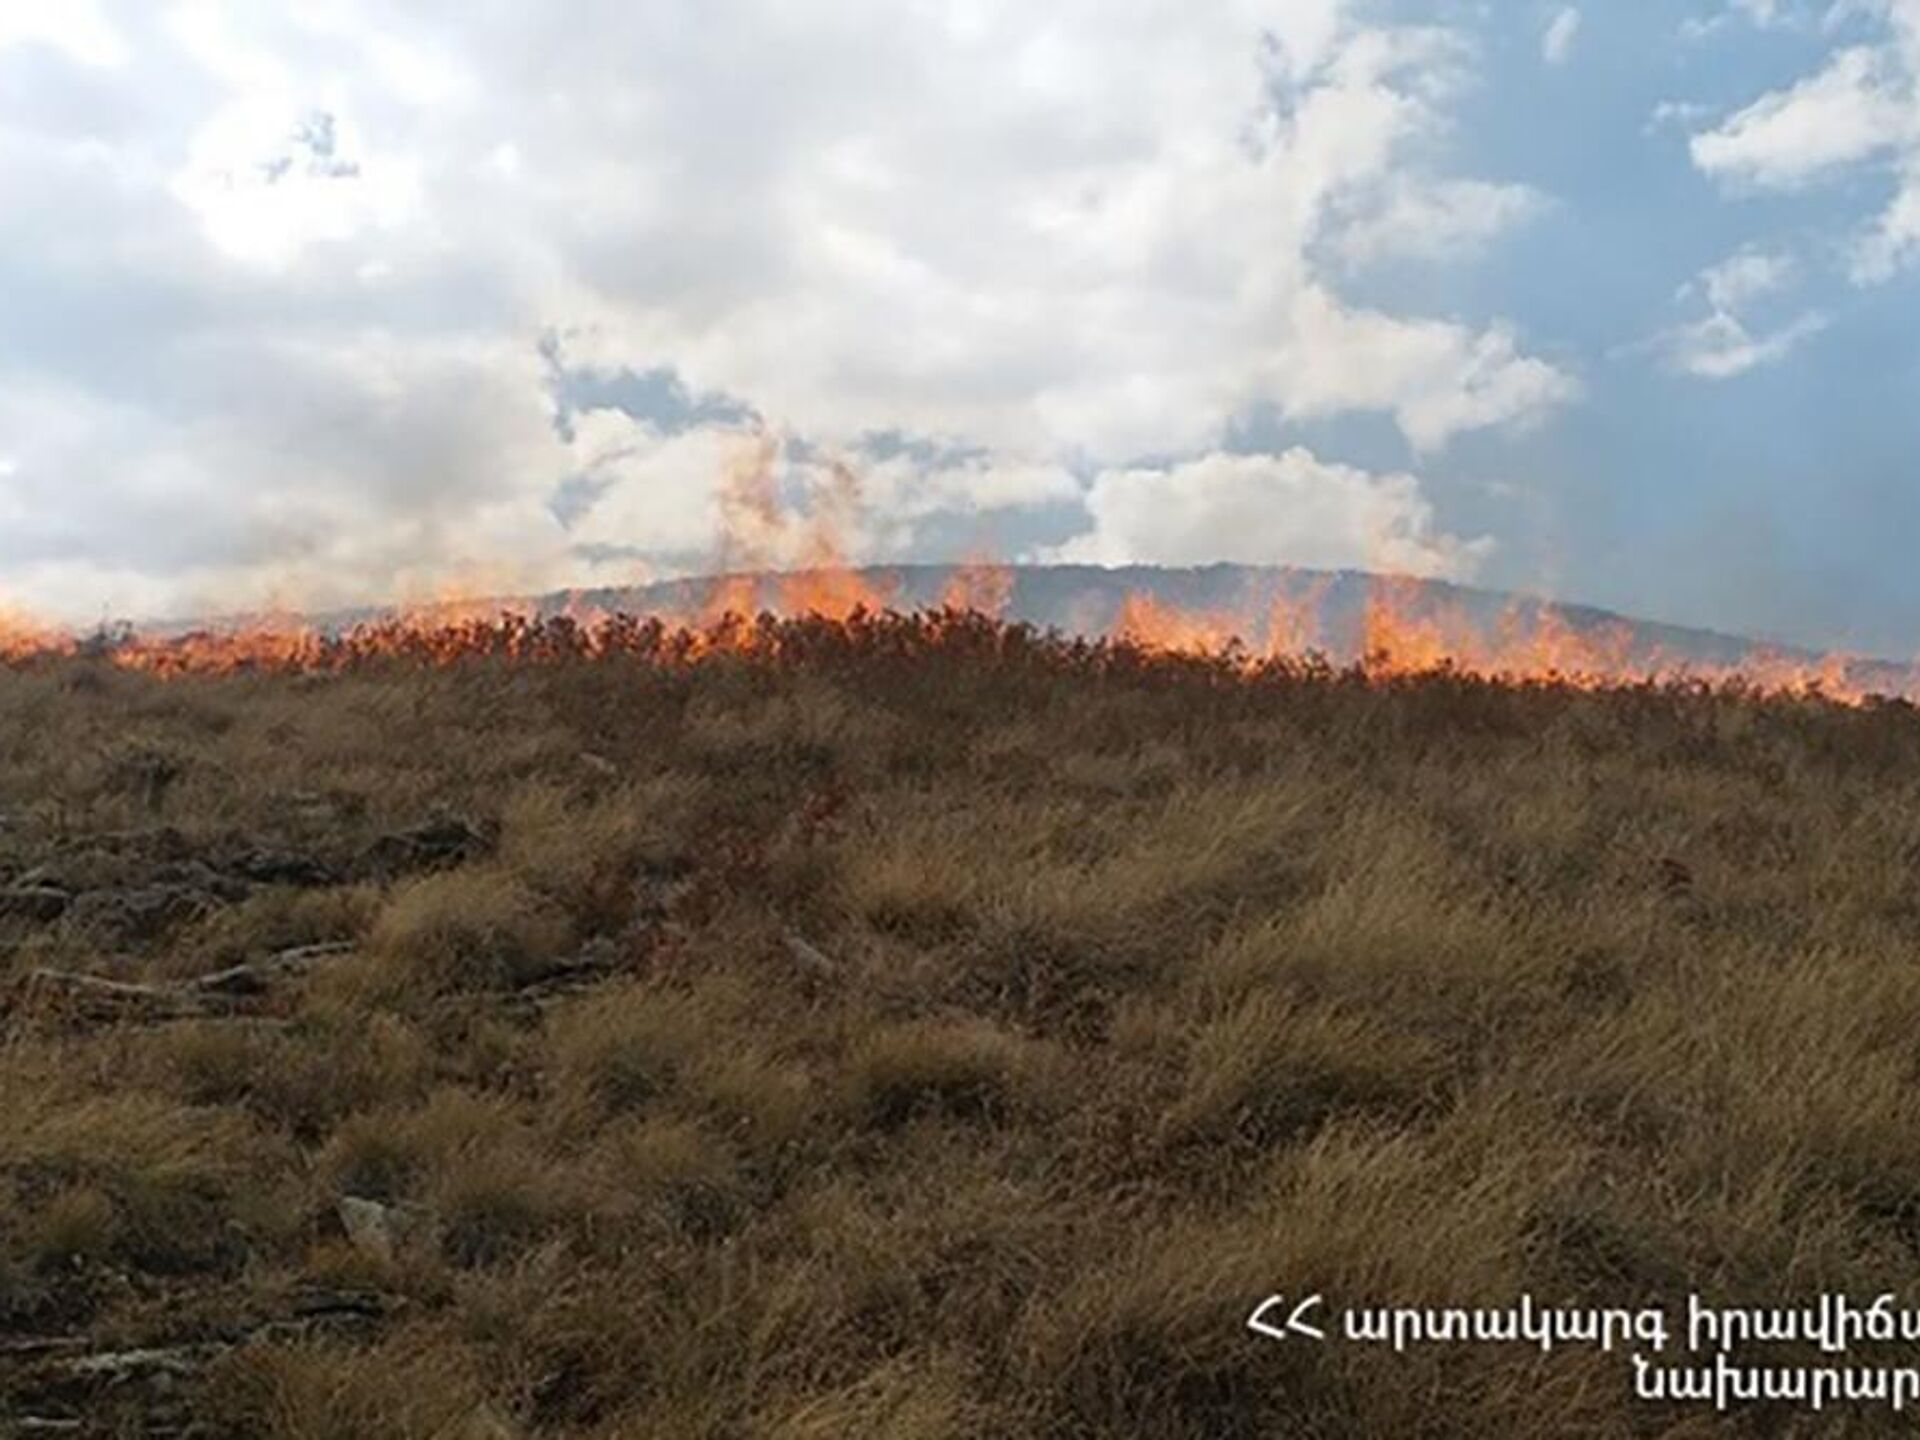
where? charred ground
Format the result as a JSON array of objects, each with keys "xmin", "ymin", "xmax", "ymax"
[{"xmin": 5, "ymin": 612, "xmax": 1920, "ymax": 1437}]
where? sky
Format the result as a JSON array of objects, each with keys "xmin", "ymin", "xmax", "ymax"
[{"xmin": 0, "ymin": 0, "xmax": 1916, "ymax": 651}]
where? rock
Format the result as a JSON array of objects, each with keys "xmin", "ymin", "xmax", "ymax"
[
  {"xmin": 19, "ymin": 829, "xmax": 191, "ymax": 894},
  {"xmin": 579, "ymin": 751, "xmax": 618, "ymax": 778},
  {"xmin": 783, "ymin": 931, "xmax": 838, "ymax": 981},
  {"xmin": 631, "ymin": 861, "xmax": 696, "ymax": 925},
  {"xmin": 226, "ymin": 847, "xmax": 338, "ymax": 887},
  {"xmin": 0, "ymin": 885, "xmax": 70, "ymax": 922},
  {"xmin": 288, "ymin": 1287, "xmax": 394, "ymax": 1322},
  {"xmin": 66, "ymin": 883, "xmax": 218, "ymax": 944},
  {"xmin": 151, "ymin": 859, "xmax": 252, "ymax": 903},
  {"xmin": 336, "ymin": 1196, "xmax": 430, "ymax": 1262},
  {"xmin": 359, "ymin": 816, "xmax": 487, "ymax": 878},
  {"xmin": 511, "ymin": 937, "xmax": 623, "ymax": 997}
]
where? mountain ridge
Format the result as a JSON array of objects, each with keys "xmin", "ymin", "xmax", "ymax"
[{"xmin": 531, "ymin": 562, "xmax": 1876, "ymax": 671}]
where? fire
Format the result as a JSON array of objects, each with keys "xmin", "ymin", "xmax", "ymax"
[
  {"xmin": 1263, "ymin": 579, "xmax": 1327, "ymax": 659},
  {"xmin": 939, "ymin": 559, "xmax": 1015, "ymax": 618},
  {"xmin": 0, "ymin": 576, "xmax": 1910, "ymax": 707},
  {"xmin": 0, "ymin": 437, "xmax": 1909, "ymax": 703},
  {"xmin": 1102, "ymin": 574, "xmax": 1905, "ymax": 705},
  {"xmin": 1363, "ymin": 576, "xmax": 1457, "ymax": 675},
  {"xmin": 1113, "ymin": 593, "xmax": 1246, "ymax": 655},
  {"xmin": 705, "ymin": 437, "xmax": 898, "ymax": 622},
  {"xmin": 0, "ymin": 605, "xmax": 74, "ymax": 662},
  {"xmin": 698, "ymin": 574, "xmax": 762, "ymax": 626}
]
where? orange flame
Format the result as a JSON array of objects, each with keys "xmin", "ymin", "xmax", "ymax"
[
  {"xmin": 1113, "ymin": 593, "xmax": 1246, "ymax": 655},
  {"xmin": 0, "ymin": 604, "xmax": 75, "ymax": 662},
  {"xmin": 0, "ymin": 440, "xmax": 1909, "ymax": 704},
  {"xmin": 1098, "ymin": 573, "xmax": 1904, "ymax": 705},
  {"xmin": 1363, "ymin": 576, "xmax": 1456, "ymax": 675},
  {"xmin": 0, "ymin": 582, "xmax": 1905, "ymax": 706},
  {"xmin": 939, "ymin": 558, "xmax": 1015, "ymax": 618},
  {"xmin": 701, "ymin": 436, "xmax": 896, "ymax": 621},
  {"xmin": 1262, "ymin": 578, "xmax": 1328, "ymax": 660}
]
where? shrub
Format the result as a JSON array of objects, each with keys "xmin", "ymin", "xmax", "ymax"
[
  {"xmin": 370, "ymin": 867, "xmax": 572, "ymax": 991},
  {"xmin": 844, "ymin": 1018, "xmax": 1037, "ymax": 1129}
]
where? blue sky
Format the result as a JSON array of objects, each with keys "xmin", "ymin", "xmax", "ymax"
[
  {"xmin": 1362, "ymin": 0, "xmax": 1920, "ymax": 652},
  {"xmin": 0, "ymin": 1, "xmax": 1915, "ymax": 651}
]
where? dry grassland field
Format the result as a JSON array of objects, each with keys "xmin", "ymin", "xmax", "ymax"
[{"xmin": 8, "ymin": 613, "xmax": 1920, "ymax": 1438}]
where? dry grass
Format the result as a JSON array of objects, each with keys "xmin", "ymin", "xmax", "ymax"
[{"xmin": 5, "ymin": 616, "xmax": 1920, "ymax": 1434}]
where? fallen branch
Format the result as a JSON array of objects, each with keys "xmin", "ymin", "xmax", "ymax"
[
  {"xmin": 189, "ymin": 940, "xmax": 356, "ymax": 996},
  {"xmin": 63, "ymin": 1343, "xmax": 223, "ymax": 1382},
  {"xmin": 0, "ymin": 1336, "xmax": 90, "ymax": 1357},
  {"xmin": 14, "ymin": 969, "xmax": 232, "ymax": 1022},
  {"xmin": 6, "ymin": 941, "xmax": 358, "ymax": 1029},
  {"xmin": 5, "ymin": 1295, "xmax": 400, "ymax": 1424}
]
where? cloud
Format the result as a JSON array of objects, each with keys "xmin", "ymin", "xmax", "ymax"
[
  {"xmin": 1654, "ymin": 308, "xmax": 1829, "ymax": 378},
  {"xmin": 0, "ymin": 3, "xmax": 128, "ymax": 68},
  {"xmin": 0, "ymin": 340, "xmax": 589, "ymax": 618},
  {"xmin": 1330, "ymin": 178, "xmax": 1546, "ymax": 266},
  {"xmin": 1641, "ymin": 247, "xmax": 1827, "ymax": 378},
  {"xmin": 0, "ymin": 1, "xmax": 1567, "ymax": 620},
  {"xmin": 1688, "ymin": 245, "xmax": 1797, "ymax": 309},
  {"xmin": 1686, "ymin": 2, "xmax": 1920, "ymax": 281},
  {"xmin": 1646, "ymin": 99, "xmax": 1715, "ymax": 134},
  {"xmin": 1852, "ymin": 153, "xmax": 1920, "ymax": 278},
  {"xmin": 1542, "ymin": 8, "xmax": 1582, "ymax": 65},
  {"xmin": 1690, "ymin": 46, "xmax": 1907, "ymax": 186},
  {"xmin": 1043, "ymin": 448, "xmax": 1491, "ymax": 579},
  {"xmin": 1269, "ymin": 291, "xmax": 1578, "ymax": 453},
  {"xmin": 1679, "ymin": 0, "xmax": 1800, "ymax": 41}
]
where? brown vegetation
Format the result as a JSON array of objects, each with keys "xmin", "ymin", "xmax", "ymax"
[{"xmin": 5, "ymin": 611, "xmax": 1920, "ymax": 1435}]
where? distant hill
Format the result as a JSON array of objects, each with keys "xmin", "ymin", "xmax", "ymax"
[
  {"xmin": 201, "ymin": 562, "xmax": 1903, "ymax": 692},
  {"xmin": 530, "ymin": 563, "xmax": 1895, "ymax": 676}
]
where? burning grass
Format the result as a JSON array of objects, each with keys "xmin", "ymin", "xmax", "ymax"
[
  {"xmin": 4, "ymin": 565, "xmax": 1917, "ymax": 707},
  {"xmin": 5, "ymin": 611, "xmax": 1920, "ymax": 1434}
]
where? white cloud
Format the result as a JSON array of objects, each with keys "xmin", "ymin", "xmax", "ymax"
[
  {"xmin": 1688, "ymin": 245, "xmax": 1797, "ymax": 309},
  {"xmin": 1044, "ymin": 448, "xmax": 1490, "ymax": 578},
  {"xmin": 1542, "ymin": 8, "xmax": 1582, "ymax": 65},
  {"xmin": 0, "ymin": 1, "xmax": 1568, "ymax": 620},
  {"xmin": 1853, "ymin": 153, "xmax": 1920, "ymax": 277},
  {"xmin": 1687, "ymin": 3, "xmax": 1920, "ymax": 281},
  {"xmin": 1331, "ymin": 178, "xmax": 1545, "ymax": 266},
  {"xmin": 1680, "ymin": 0, "xmax": 1800, "ymax": 41},
  {"xmin": 1647, "ymin": 99, "xmax": 1715, "ymax": 133},
  {"xmin": 1691, "ymin": 46, "xmax": 1907, "ymax": 186},
  {"xmin": 170, "ymin": 100, "xmax": 422, "ymax": 267},
  {"xmin": 1270, "ymin": 292, "xmax": 1577, "ymax": 453},
  {"xmin": 1645, "ymin": 247, "xmax": 1826, "ymax": 378},
  {"xmin": 1655, "ymin": 309, "xmax": 1829, "ymax": 378},
  {"xmin": 0, "ymin": 340, "xmax": 588, "ymax": 619},
  {"xmin": 0, "ymin": 2, "xmax": 128, "ymax": 68}
]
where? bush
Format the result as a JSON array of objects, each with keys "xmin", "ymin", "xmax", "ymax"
[{"xmin": 370, "ymin": 867, "xmax": 572, "ymax": 991}]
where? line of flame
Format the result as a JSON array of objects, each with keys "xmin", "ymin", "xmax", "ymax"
[{"xmin": 0, "ymin": 571, "xmax": 1902, "ymax": 709}]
